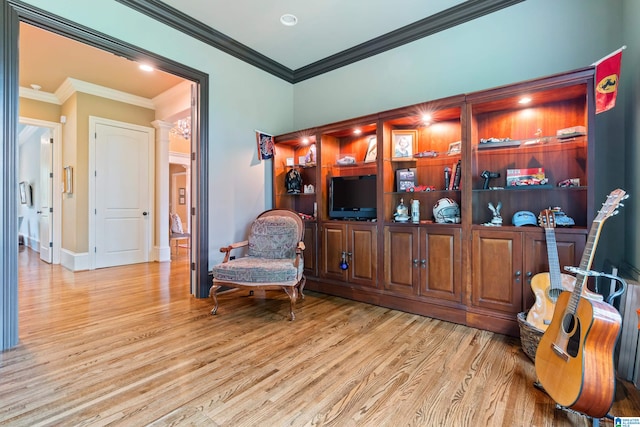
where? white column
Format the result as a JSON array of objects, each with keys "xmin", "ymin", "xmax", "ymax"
[{"xmin": 152, "ymin": 120, "xmax": 173, "ymax": 262}]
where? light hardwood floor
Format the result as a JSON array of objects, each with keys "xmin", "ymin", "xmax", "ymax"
[{"xmin": 1, "ymin": 248, "xmax": 638, "ymax": 426}]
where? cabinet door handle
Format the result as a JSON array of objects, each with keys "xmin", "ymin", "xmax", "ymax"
[
  {"xmin": 421, "ymin": 259, "xmax": 426, "ymax": 268},
  {"xmin": 413, "ymin": 259, "xmax": 419, "ymax": 266},
  {"xmin": 526, "ymin": 271, "xmax": 532, "ymax": 284},
  {"xmin": 515, "ymin": 270, "xmax": 521, "ymax": 283}
]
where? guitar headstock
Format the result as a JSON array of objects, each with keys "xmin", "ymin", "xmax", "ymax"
[
  {"xmin": 595, "ymin": 188, "xmax": 629, "ymax": 222},
  {"xmin": 538, "ymin": 209, "xmax": 556, "ymax": 229}
]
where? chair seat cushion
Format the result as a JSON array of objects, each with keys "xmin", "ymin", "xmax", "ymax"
[{"xmin": 211, "ymin": 256, "xmax": 303, "ymax": 283}]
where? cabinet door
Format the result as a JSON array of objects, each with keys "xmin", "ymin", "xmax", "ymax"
[
  {"xmin": 347, "ymin": 224, "xmax": 378, "ymax": 287},
  {"xmin": 303, "ymin": 222, "xmax": 318, "ymax": 277},
  {"xmin": 471, "ymin": 229, "xmax": 523, "ymax": 313},
  {"xmin": 420, "ymin": 227, "xmax": 462, "ymax": 302},
  {"xmin": 522, "ymin": 229, "xmax": 586, "ymax": 311},
  {"xmin": 384, "ymin": 226, "xmax": 419, "ymax": 295},
  {"xmin": 320, "ymin": 223, "xmax": 347, "ymax": 281}
]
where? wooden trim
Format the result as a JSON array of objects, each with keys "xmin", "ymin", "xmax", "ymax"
[
  {"xmin": 113, "ymin": 0, "xmax": 295, "ymax": 83},
  {"xmin": 115, "ymin": 0, "xmax": 524, "ymax": 84},
  {"xmin": 0, "ymin": 0, "xmax": 20, "ymax": 351}
]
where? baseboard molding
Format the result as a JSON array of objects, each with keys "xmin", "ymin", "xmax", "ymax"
[
  {"xmin": 60, "ymin": 249, "xmax": 89, "ymax": 271},
  {"xmin": 155, "ymin": 245, "xmax": 172, "ymax": 262},
  {"xmin": 24, "ymin": 235, "xmax": 40, "ymax": 253}
]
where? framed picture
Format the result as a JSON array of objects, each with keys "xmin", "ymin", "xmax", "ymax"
[
  {"xmin": 179, "ymin": 187, "xmax": 186, "ymax": 196},
  {"xmin": 63, "ymin": 166, "xmax": 73, "ymax": 194},
  {"xmin": 364, "ymin": 136, "xmax": 377, "ymax": 163},
  {"xmin": 392, "ymin": 130, "xmax": 417, "ymax": 159},
  {"xmin": 447, "ymin": 141, "xmax": 461, "ymax": 156},
  {"xmin": 256, "ymin": 131, "xmax": 275, "ymax": 161},
  {"xmin": 19, "ymin": 181, "xmax": 31, "ymax": 205},
  {"xmin": 396, "ymin": 168, "xmax": 417, "ymax": 192}
]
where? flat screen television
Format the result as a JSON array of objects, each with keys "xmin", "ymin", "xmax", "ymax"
[{"xmin": 329, "ymin": 175, "xmax": 377, "ymax": 220}]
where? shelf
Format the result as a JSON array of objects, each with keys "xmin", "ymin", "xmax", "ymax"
[
  {"xmin": 474, "ymin": 134, "xmax": 586, "ymax": 152},
  {"xmin": 472, "ymin": 186, "xmax": 586, "ymax": 193},
  {"xmin": 276, "ymin": 192, "xmax": 316, "ymax": 197}
]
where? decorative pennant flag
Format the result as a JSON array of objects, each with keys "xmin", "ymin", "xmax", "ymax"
[
  {"xmin": 593, "ymin": 46, "xmax": 625, "ymax": 114},
  {"xmin": 256, "ymin": 130, "xmax": 275, "ymax": 161}
]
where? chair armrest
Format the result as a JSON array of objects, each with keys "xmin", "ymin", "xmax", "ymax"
[
  {"xmin": 297, "ymin": 241, "xmax": 306, "ymax": 252},
  {"xmin": 219, "ymin": 240, "xmax": 248, "ymax": 263}
]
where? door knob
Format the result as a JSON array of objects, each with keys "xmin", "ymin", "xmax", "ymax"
[
  {"xmin": 36, "ymin": 210, "xmax": 42, "ymax": 214},
  {"xmin": 142, "ymin": 211, "xmax": 148, "ymax": 216}
]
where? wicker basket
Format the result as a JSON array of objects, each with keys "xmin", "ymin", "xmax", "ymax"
[{"xmin": 517, "ymin": 311, "xmax": 544, "ymax": 362}]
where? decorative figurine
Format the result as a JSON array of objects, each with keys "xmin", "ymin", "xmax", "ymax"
[
  {"xmin": 483, "ymin": 201, "xmax": 503, "ymax": 226},
  {"xmin": 394, "ymin": 198, "xmax": 410, "ymax": 222},
  {"xmin": 285, "ymin": 168, "xmax": 302, "ymax": 193},
  {"xmin": 410, "ymin": 199, "xmax": 420, "ymax": 223}
]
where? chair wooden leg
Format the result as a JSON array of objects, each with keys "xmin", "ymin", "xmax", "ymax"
[
  {"xmin": 209, "ymin": 284, "xmax": 221, "ymax": 315},
  {"xmin": 298, "ymin": 275, "xmax": 307, "ymax": 299},
  {"xmin": 282, "ymin": 286, "xmax": 298, "ymax": 321}
]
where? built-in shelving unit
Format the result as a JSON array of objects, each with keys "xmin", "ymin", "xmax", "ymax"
[{"xmin": 273, "ymin": 67, "xmax": 595, "ymax": 336}]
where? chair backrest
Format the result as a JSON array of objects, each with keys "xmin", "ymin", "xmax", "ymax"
[
  {"xmin": 258, "ymin": 209, "xmax": 304, "ymax": 241},
  {"xmin": 249, "ymin": 210, "xmax": 303, "ymax": 259}
]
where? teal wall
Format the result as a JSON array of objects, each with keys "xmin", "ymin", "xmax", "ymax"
[{"xmin": 622, "ymin": 0, "xmax": 640, "ymax": 277}]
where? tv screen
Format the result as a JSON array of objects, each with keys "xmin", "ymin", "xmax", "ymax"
[{"xmin": 329, "ymin": 175, "xmax": 377, "ymax": 220}]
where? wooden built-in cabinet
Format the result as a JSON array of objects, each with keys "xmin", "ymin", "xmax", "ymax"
[
  {"xmin": 321, "ymin": 223, "xmax": 378, "ymax": 288},
  {"xmin": 384, "ymin": 226, "xmax": 461, "ymax": 302},
  {"xmin": 273, "ymin": 67, "xmax": 596, "ymax": 336}
]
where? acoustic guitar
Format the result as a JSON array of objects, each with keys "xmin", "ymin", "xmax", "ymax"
[
  {"xmin": 535, "ymin": 189, "xmax": 627, "ymax": 418},
  {"xmin": 526, "ymin": 209, "xmax": 602, "ymax": 331}
]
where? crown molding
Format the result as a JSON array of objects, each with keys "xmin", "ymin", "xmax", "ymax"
[
  {"xmin": 56, "ymin": 77, "xmax": 156, "ymax": 109},
  {"xmin": 19, "ymin": 77, "xmax": 156, "ymax": 110},
  {"xmin": 294, "ymin": 0, "xmax": 525, "ymax": 82},
  {"xmin": 114, "ymin": 0, "xmax": 295, "ymax": 83},
  {"xmin": 19, "ymin": 86, "xmax": 60, "ymax": 104},
  {"xmin": 116, "ymin": 0, "xmax": 524, "ymax": 84}
]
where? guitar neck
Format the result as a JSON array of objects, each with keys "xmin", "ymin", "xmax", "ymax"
[
  {"xmin": 567, "ymin": 220, "xmax": 604, "ymax": 312},
  {"xmin": 544, "ymin": 227, "xmax": 563, "ymax": 291}
]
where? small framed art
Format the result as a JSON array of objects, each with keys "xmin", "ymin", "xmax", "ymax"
[
  {"xmin": 392, "ymin": 130, "xmax": 417, "ymax": 159},
  {"xmin": 364, "ymin": 136, "xmax": 377, "ymax": 163}
]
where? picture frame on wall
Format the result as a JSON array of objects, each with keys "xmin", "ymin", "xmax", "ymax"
[
  {"xmin": 19, "ymin": 181, "xmax": 31, "ymax": 205},
  {"xmin": 364, "ymin": 136, "xmax": 377, "ymax": 163},
  {"xmin": 391, "ymin": 130, "xmax": 417, "ymax": 159}
]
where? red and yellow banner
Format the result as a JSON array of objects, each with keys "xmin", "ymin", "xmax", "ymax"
[{"xmin": 594, "ymin": 48, "xmax": 624, "ymax": 114}]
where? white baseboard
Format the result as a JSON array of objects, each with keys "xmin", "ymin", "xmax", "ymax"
[
  {"xmin": 24, "ymin": 236, "xmax": 40, "ymax": 253},
  {"xmin": 60, "ymin": 249, "xmax": 89, "ymax": 271},
  {"xmin": 155, "ymin": 245, "xmax": 172, "ymax": 262}
]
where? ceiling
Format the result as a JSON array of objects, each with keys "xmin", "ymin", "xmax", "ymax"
[{"xmin": 19, "ymin": 0, "xmax": 522, "ymax": 99}]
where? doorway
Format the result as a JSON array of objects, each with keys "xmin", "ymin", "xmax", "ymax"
[
  {"xmin": 2, "ymin": 3, "xmax": 211, "ymax": 350},
  {"xmin": 17, "ymin": 118, "xmax": 63, "ymax": 265}
]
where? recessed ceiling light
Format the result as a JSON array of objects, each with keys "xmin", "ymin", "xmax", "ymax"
[
  {"xmin": 139, "ymin": 64, "xmax": 154, "ymax": 72},
  {"xmin": 519, "ymin": 96, "xmax": 532, "ymax": 104},
  {"xmin": 353, "ymin": 129, "xmax": 362, "ymax": 135},
  {"xmin": 280, "ymin": 14, "xmax": 298, "ymax": 26}
]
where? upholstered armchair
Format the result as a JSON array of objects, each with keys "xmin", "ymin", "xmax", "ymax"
[{"xmin": 209, "ymin": 209, "xmax": 306, "ymax": 320}]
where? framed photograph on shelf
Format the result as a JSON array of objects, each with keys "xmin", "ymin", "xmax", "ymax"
[
  {"xmin": 364, "ymin": 136, "xmax": 377, "ymax": 163},
  {"xmin": 396, "ymin": 168, "xmax": 417, "ymax": 192},
  {"xmin": 391, "ymin": 130, "xmax": 417, "ymax": 159},
  {"xmin": 447, "ymin": 141, "xmax": 461, "ymax": 156}
]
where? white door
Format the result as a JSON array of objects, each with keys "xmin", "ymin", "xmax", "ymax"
[
  {"xmin": 38, "ymin": 131, "xmax": 53, "ymax": 263},
  {"xmin": 94, "ymin": 122, "xmax": 151, "ymax": 268}
]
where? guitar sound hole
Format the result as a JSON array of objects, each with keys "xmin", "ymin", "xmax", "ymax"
[
  {"xmin": 561, "ymin": 313, "xmax": 581, "ymax": 358},
  {"xmin": 547, "ymin": 288, "xmax": 562, "ymax": 303}
]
